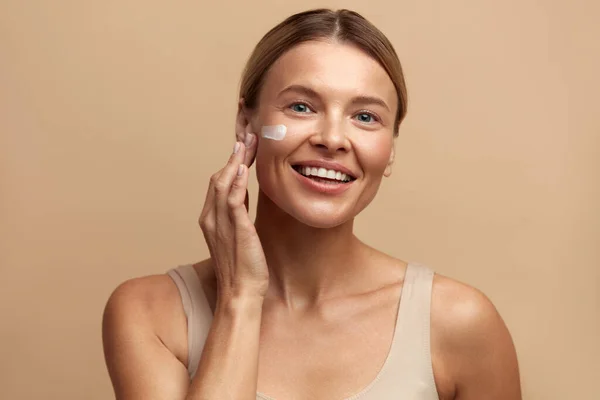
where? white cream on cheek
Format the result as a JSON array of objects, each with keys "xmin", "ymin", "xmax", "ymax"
[{"xmin": 260, "ymin": 124, "xmax": 287, "ymax": 141}]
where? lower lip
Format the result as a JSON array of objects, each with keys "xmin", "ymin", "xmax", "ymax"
[{"xmin": 291, "ymin": 166, "xmax": 355, "ymax": 195}]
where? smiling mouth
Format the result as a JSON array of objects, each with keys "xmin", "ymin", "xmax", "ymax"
[{"xmin": 292, "ymin": 165, "xmax": 357, "ymax": 184}]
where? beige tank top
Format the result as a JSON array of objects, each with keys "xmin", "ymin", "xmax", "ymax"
[{"xmin": 167, "ymin": 262, "xmax": 439, "ymax": 399}]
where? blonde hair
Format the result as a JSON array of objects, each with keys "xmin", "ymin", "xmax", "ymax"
[{"xmin": 239, "ymin": 8, "xmax": 408, "ymax": 136}]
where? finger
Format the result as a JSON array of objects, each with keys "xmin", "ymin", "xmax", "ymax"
[
  {"xmin": 214, "ymin": 141, "xmax": 247, "ymax": 220},
  {"xmin": 244, "ymin": 189, "xmax": 249, "ymax": 211},
  {"xmin": 227, "ymin": 164, "xmax": 252, "ymax": 227},
  {"xmin": 199, "ymin": 168, "xmax": 223, "ymax": 228},
  {"xmin": 243, "ymin": 133, "xmax": 257, "ymax": 168},
  {"xmin": 215, "ymin": 141, "xmax": 246, "ymax": 199}
]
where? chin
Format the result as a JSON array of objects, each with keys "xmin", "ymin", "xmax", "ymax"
[{"xmin": 290, "ymin": 207, "xmax": 352, "ymax": 229}]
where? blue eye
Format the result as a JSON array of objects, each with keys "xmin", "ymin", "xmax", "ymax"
[
  {"xmin": 290, "ymin": 103, "xmax": 311, "ymax": 113},
  {"xmin": 356, "ymin": 113, "xmax": 375, "ymax": 123}
]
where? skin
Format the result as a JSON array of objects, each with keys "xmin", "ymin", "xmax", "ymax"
[{"xmin": 103, "ymin": 40, "xmax": 522, "ymax": 399}]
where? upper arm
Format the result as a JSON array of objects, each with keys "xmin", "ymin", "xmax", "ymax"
[
  {"xmin": 102, "ymin": 277, "xmax": 190, "ymax": 400},
  {"xmin": 432, "ymin": 276, "xmax": 522, "ymax": 400}
]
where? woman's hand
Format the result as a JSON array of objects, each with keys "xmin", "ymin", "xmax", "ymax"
[{"xmin": 198, "ymin": 132, "xmax": 269, "ymax": 300}]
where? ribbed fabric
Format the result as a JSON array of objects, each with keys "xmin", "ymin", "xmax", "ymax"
[{"xmin": 167, "ymin": 262, "xmax": 439, "ymax": 399}]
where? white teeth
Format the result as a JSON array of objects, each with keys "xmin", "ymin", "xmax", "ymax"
[{"xmin": 297, "ymin": 166, "xmax": 353, "ymax": 182}]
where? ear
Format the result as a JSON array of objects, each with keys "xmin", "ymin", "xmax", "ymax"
[
  {"xmin": 383, "ymin": 142, "xmax": 395, "ymax": 177},
  {"xmin": 236, "ymin": 98, "xmax": 256, "ymax": 143}
]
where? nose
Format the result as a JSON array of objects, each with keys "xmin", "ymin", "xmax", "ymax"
[{"xmin": 308, "ymin": 118, "xmax": 350, "ymax": 153}]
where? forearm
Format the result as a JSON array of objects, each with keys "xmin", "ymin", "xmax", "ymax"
[{"xmin": 186, "ymin": 294, "xmax": 264, "ymax": 400}]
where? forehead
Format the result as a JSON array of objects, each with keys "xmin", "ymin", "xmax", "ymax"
[{"xmin": 261, "ymin": 40, "xmax": 397, "ymax": 105}]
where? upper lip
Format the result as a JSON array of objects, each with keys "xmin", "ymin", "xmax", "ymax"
[{"xmin": 291, "ymin": 160, "xmax": 358, "ymax": 179}]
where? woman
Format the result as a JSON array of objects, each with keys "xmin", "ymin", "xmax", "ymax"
[{"xmin": 102, "ymin": 9, "xmax": 521, "ymax": 400}]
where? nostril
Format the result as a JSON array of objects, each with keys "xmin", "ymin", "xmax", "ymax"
[{"xmin": 314, "ymin": 143, "xmax": 346, "ymax": 153}]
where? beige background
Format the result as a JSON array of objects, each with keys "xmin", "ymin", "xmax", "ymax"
[{"xmin": 1, "ymin": 1, "xmax": 598, "ymax": 399}]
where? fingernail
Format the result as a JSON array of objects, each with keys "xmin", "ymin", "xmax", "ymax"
[
  {"xmin": 233, "ymin": 141, "xmax": 241, "ymax": 154},
  {"xmin": 237, "ymin": 165, "xmax": 244, "ymax": 176},
  {"xmin": 244, "ymin": 133, "xmax": 254, "ymax": 147}
]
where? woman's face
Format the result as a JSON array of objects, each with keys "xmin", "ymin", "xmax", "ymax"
[{"xmin": 246, "ymin": 40, "xmax": 398, "ymax": 228}]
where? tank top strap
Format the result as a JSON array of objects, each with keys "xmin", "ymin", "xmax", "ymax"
[
  {"xmin": 385, "ymin": 262, "xmax": 437, "ymax": 396},
  {"xmin": 167, "ymin": 264, "xmax": 214, "ymax": 379}
]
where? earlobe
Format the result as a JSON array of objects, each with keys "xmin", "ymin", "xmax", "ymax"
[
  {"xmin": 383, "ymin": 146, "xmax": 395, "ymax": 177},
  {"xmin": 384, "ymin": 165, "xmax": 392, "ymax": 177}
]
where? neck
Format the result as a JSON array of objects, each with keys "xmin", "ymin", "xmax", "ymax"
[{"xmin": 254, "ymin": 190, "xmax": 369, "ymax": 310}]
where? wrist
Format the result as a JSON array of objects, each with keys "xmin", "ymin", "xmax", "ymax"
[{"xmin": 216, "ymin": 291, "xmax": 265, "ymax": 316}]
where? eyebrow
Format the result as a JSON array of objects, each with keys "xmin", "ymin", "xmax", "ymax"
[{"xmin": 278, "ymin": 84, "xmax": 391, "ymax": 112}]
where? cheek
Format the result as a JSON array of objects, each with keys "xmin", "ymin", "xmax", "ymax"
[
  {"xmin": 253, "ymin": 136, "xmax": 296, "ymax": 186},
  {"xmin": 253, "ymin": 118, "xmax": 316, "ymax": 164},
  {"xmin": 254, "ymin": 135, "xmax": 293, "ymax": 164},
  {"xmin": 254, "ymin": 141, "xmax": 276, "ymax": 185},
  {"xmin": 255, "ymin": 148, "xmax": 278, "ymax": 204},
  {"xmin": 354, "ymin": 135, "xmax": 393, "ymax": 174}
]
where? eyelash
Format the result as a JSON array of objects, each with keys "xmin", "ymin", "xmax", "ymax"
[
  {"xmin": 288, "ymin": 101, "xmax": 314, "ymax": 113},
  {"xmin": 355, "ymin": 110, "xmax": 381, "ymax": 123},
  {"xmin": 287, "ymin": 102, "xmax": 381, "ymax": 123}
]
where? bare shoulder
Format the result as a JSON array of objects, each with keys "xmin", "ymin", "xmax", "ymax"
[
  {"xmin": 430, "ymin": 272, "xmax": 522, "ymax": 399},
  {"xmin": 102, "ymin": 270, "xmax": 189, "ymax": 365},
  {"xmin": 101, "ymin": 269, "xmax": 202, "ymax": 398},
  {"xmin": 431, "ymin": 272, "xmax": 500, "ymax": 337},
  {"xmin": 105, "ymin": 272, "xmax": 180, "ymax": 312}
]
